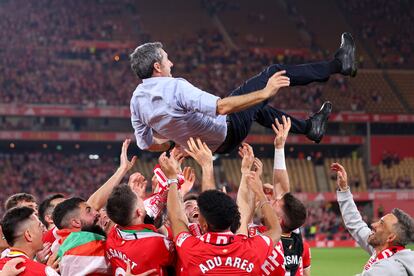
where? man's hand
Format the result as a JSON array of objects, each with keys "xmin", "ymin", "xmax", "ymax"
[
  {"xmin": 120, "ymin": 139, "xmax": 138, "ymax": 173},
  {"xmin": 331, "ymin": 163, "xmax": 349, "ymax": 191},
  {"xmin": 184, "ymin": 137, "xmax": 213, "ymax": 168},
  {"xmin": 253, "ymin": 157, "xmax": 263, "ymax": 178},
  {"xmin": 181, "ymin": 167, "xmax": 195, "ymax": 195},
  {"xmin": 125, "ymin": 260, "xmax": 158, "ymax": 276},
  {"xmin": 46, "ymin": 251, "xmax": 60, "ymax": 272},
  {"xmin": 272, "ymin": 115, "xmax": 291, "ymax": 149},
  {"xmin": 0, "ymin": 258, "xmax": 26, "ymax": 275},
  {"xmin": 246, "ymin": 171, "xmax": 265, "ymax": 199},
  {"xmin": 264, "ymin": 70, "xmax": 290, "ymax": 97},
  {"xmin": 36, "ymin": 242, "xmax": 51, "ymax": 264},
  {"xmin": 159, "ymin": 152, "xmax": 179, "ymax": 179},
  {"xmin": 128, "ymin": 172, "xmax": 147, "ymax": 199},
  {"xmin": 238, "ymin": 143, "xmax": 254, "ymax": 174},
  {"xmin": 171, "ymin": 147, "xmax": 185, "ymax": 173}
]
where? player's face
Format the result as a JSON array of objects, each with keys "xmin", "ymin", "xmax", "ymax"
[
  {"xmin": 184, "ymin": 200, "xmax": 200, "ymax": 223},
  {"xmin": 368, "ymin": 214, "xmax": 398, "ymax": 247},
  {"xmin": 79, "ymin": 202, "xmax": 100, "ymax": 228},
  {"xmin": 159, "ymin": 49, "xmax": 173, "ymax": 77},
  {"xmin": 27, "ymin": 214, "xmax": 45, "ymax": 251}
]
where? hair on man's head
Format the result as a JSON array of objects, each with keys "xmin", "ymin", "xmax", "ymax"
[
  {"xmin": 52, "ymin": 197, "xmax": 85, "ymax": 229},
  {"xmin": 39, "ymin": 193, "xmax": 65, "ymax": 228},
  {"xmin": 1, "ymin": 207, "xmax": 35, "ymax": 246},
  {"xmin": 197, "ymin": 190, "xmax": 240, "ymax": 232},
  {"xmin": 5, "ymin": 193, "xmax": 36, "ymax": 210},
  {"xmin": 106, "ymin": 184, "xmax": 137, "ymax": 227},
  {"xmin": 392, "ymin": 208, "xmax": 414, "ymax": 246},
  {"xmin": 281, "ymin": 193, "xmax": 307, "ymax": 233},
  {"xmin": 130, "ymin": 42, "xmax": 163, "ymax": 79}
]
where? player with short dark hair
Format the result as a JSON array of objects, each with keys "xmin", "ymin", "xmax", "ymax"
[
  {"xmin": 105, "ymin": 183, "xmax": 175, "ymax": 275},
  {"xmin": 0, "ymin": 207, "xmax": 59, "ymax": 275}
]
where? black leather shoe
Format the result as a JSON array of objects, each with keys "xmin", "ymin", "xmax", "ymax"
[
  {"xmin": 334, "ymin": 32, "xmax": 357, "ymax": 77},
  {"xmin": 306, "ymin": 101, "xmax": 332, "ymax": 143}
]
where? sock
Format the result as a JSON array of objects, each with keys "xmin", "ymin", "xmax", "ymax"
[{"xmin": 329, "ymin": 59, "xmax": 342, "ymax": 74}]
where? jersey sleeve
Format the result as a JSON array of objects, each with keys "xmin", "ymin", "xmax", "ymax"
[
  {"xmin": 174, "ymin": 79, "xmax": 220, "ymax": 118},
  {"xmin": 174, "ymin": 231, "xmax": 200, "ymax": 264},
  {"xmin": 302, "ymin": 241, "xmax": 311, "ymax": 268}
]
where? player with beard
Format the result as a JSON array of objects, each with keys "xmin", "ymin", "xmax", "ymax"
[
  {"xmin": 161, "ymin": 150, "xmax": 281, "ymax": 275},
  {"xmin": 333, "ymin": 163, "xmax": 414, "ymax": 276},
  {"xmin": 0, "ymin": 207, "xmax": 59, "ymax": 276},
  {"xmin": 105, "ymin": 183, "xmax": 175, "ymax": 275}
]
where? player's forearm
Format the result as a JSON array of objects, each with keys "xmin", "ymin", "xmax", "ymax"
[
  {"xmin": 236, "ymin": 174, "xmax": 255, "ymax": 235},
  {"xmin": 216, "ymin": 88, "xmax": 271, "ymax": 115},
  {"xmin": 87, "ymin": 167, "xmax": 126, "ymax": 211},
  {"xmin": 167, "ymin": 182, "xmax": 189, "ymax": 232},
  {"xmin": 272, "ymin": 147, "xmax": 290, "ymax": 199},
  {"xmin": 259, "ymin": 193, "xmax": 282, "ymax": 243},
  {"xmin": 201, "ymin": 163, "xmax": 216, "ymax": 191}
]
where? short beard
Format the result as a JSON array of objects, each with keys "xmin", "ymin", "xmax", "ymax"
[
  {"xmin": 367, "ymin": 234, "xmax": 383, "ymax": 248},
  {"xmin": 81, "ymin": 224, "xmax": 107, "ymax": 238}
]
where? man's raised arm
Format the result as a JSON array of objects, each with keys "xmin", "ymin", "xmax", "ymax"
[
  {"xmin": 247, "ymin": 171, "xmax": 282, "ymax": 244},
  {"xmin": 272, "ymin": 116, "xmax": 291, "ymax": 199},
  {"xmin": 87, "ymin": 139, "xmax": 137, "ymax": 211},
  {"xmin": 236, "ymin": 143, "xmax": 256, "ymax": 236},
  {"xmin": 216, "ymin": 71, "xmax": 289, "ymax": 115},
  {"xmin": 332, "ymin": 163, "xmax": 374, "ymax": 255},
  {"xmin": 159, "ymin": 153, "xmax": 189, "ymax": 237}
]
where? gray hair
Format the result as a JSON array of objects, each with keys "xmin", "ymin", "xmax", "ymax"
[
  {"xmin": 129, "ymin": 42, "xmax": 163, "ymax": 79},
  {"xmin": 392, "ymin": 208, "xmax": 414, "ymax": 246}
]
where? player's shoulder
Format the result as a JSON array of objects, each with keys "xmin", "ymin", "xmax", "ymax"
[{"xmin": 245, "ymin": 233, "xmax": 272, "ymax": 247}]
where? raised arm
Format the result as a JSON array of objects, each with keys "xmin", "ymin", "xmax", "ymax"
[
  {"xmin": 332, "ymin": 163, "xmax": 374, "ymax": 255},
  {"xmin": 159, "ymin": 153, "xmax": 189, "ymax": 237},
  {"xmin": 272, "ymin": 116, "xmax": 291, "ymax": 199},
  {"xmin": 236, "ymin": 143, "xmax": 256, "ymax": 235},
  {"xmin": 184, "ymin": 138, "xmax": 215, "ymax": 191},
  {"xmin": 247, "ymin": 171, "xmax": 282, "ymax": 244},
  {"xmin": 87, "ymin": 139, "xmax": 137, "ymax": 211},
  {"xmin": 216, "ymin": 71, "xmax": 290, "ymax": 115}
]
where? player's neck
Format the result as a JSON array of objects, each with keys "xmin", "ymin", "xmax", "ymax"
[
  {"xmin": 10, "ymin": 243, "xmax": 36, "ymax": 259},
  {"xmin": 374, "ymin": 243, "xmax": 391, "ymax": 255}
]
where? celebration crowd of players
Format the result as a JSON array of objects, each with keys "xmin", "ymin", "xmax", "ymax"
[{"xmin": 1, "ymin": 117, "xmax": 413, "ymax": 275}]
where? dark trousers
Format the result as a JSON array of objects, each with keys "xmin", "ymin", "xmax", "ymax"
[{"xmin": 216, "ymin": 61, "xmax": 332, "ymax": 154}]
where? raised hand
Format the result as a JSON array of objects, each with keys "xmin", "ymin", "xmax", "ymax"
[
  {"xmin": 272, "ymin": 115, "xmax": 291, "ymax": 149},
  {"xmin": 35, "ymin": 242, "xmax": 51, "ymax": 264},
  {"xmin": 128, "ymin": 172, "xmax": 147, "ymax": 199},
  {"xmin": 246, "ymin": 171, "xmax": 265, "ymax": 197},
  {"xmin": 330, "ymin": 163, "xmax": 349, "ymax": 191},
  {"xmin": 238, "ymin": 143, "xmax": 254, "ymax": 174},
  {"xmin": 120, "ymin": 139, "xmax": 138, "ymax": 173},
  {"xmin": 181, "ymin": 167, "xmax": 196, "ymax": 195},
  {"xmin": 253, "ymin": 157, "xmax": 263, "ymax": 178},
  {"xmin": 265, "ymin": 70, "xmax": 290, "ymax": 97},
  {"xmin": 184, "ymin": 137, "xmax": 213, "ymax": 168},
  {"xmin": 159, "ymin": 152, "xmax": 179, "ymax": 179}
]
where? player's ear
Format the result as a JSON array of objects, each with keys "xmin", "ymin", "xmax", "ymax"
[{"xmin": 153, "ymin": 62, "xmax": 162, "ymax": 74}]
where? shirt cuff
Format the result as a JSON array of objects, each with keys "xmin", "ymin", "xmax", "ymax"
[{"xmin": 199, "ymin": 93, "xmax": 220, "ymax": 117}]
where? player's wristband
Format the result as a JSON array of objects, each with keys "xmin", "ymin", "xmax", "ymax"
[
  {"xmin": 273, "ymin": 148, "xmax": 286, "ymax": 170},
  {"xmin": 167, "ymin": 179, "xmax": 179, "ymax": 186}
]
